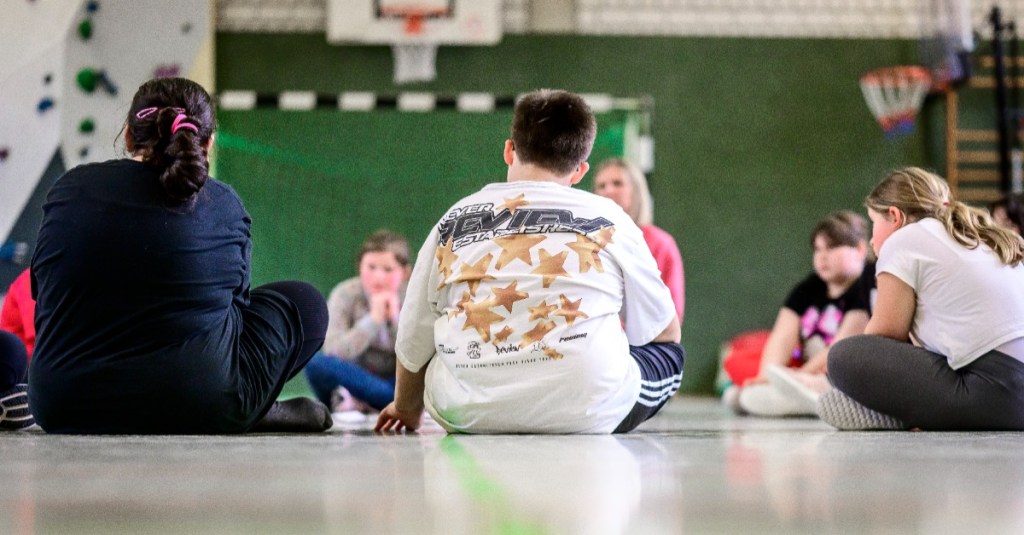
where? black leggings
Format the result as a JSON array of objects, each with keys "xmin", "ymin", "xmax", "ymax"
[
  {"xmin": 829, "ymin": 334, "xmax": 1024, "ymax": 431},
  {"xmin": 255, "ymin": 281, "xmax": 328, "ymax": 377},
  {"xmin": 245, "ymin": 281, "xmax": 328, "ymax": 425},
  {"xmin": 0, "ymin": 330, "xmax": 28, "ymax": 392},
  {"xmin": 614, "ymin": 341, "xmax": 685, "ymax": 433}
]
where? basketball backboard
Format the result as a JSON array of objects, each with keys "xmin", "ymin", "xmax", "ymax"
[{"xmin": 326, "ymin": 0, "xmax": 502, "ymax": 45}]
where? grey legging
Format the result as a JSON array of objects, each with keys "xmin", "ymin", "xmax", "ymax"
[{"xmin": 829, "ymin": 334, "xmax": 1024, "ymax": 430}]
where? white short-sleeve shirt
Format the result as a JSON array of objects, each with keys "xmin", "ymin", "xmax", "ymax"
[
  {"xmin": 877, "ymin": 218, "xmax": 1024, "ymax": 369},
  {"xmin": 396, "ymin": 181, "xmax": 675, "ymax": 433}
]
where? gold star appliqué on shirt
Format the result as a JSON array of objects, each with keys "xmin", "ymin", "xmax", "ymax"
[
  {"xmin": 453, "ymin": 253, "xmax": 496, "ymax": 296},
  {"xmin": 462, "ymin": 297, "xmax": 504, "ymax": 343},
  {"xmin": 543, "ymin": 347, "xmax": 565, "ymax": 360},
  {"xmin": 499, "ymin": 193, "xmax": 529, "ymax": 214},
  {"xmin": 554, "ymin": 294, "xmax": 589, "ymax": 326},
  {"xmin": 491, "ymin": 281, "xmax": 529, "ymax": 312},
  {"xmin": 494, "ymin": 233, "xmax": 546, "ymax": 270},
  {"xmin": 528, "ymin": 300, "xmax": 557, "ymax": 321},
  {"xmin": 520, "ymin": 319, "xmax": 556, "ymax": 348},
  {"xmin": 493, "ymin": 325, "xmax": 514, "ymax": 345},
  {"xmin": 566, "ymin": 234, "xmax": 604, "ymax": 273},
  {"xmin": 530, "ymin": 249, "xmax": 570, "ymax": 288},
  {"xmin": 435, "ymin": 236, "xmax": 459, "ymax": 282},
  {"xmin": 594, "ymin": 226, "xmax": 616, "ymax": 247},
  {"xmin": 448, "ymin": 291, "xmax": 473, "ymax": 319}
]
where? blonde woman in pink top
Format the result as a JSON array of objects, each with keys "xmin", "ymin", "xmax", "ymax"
[{"xmin": 594, "ymin": 158, "xmax": 685, "ymax": 322}]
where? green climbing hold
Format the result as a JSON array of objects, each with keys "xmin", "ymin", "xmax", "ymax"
[{"xmin": 79, "ymin": 19, "xmax": 93, "ymax": 40}]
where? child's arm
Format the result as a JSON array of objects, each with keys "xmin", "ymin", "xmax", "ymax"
[
  {"xmin": 653, "ymin": 314, "xmax": 681, "ymax": 343},
  {"xmin": 863, "ymin": 273, "xmax": 915, "ymax": 341},
  {"xmin": 799, "ymin": 309, "xmax": 869, "ymax": 374},
  {"xmin": 747, "ymin": 308, "xmax": 801, "ymax": 385},
  {"xmin": 321, "ymin": 281, "xmax": 382, "ymax": 360},
  {"xmin": 374, "ymin": 361, "xmax": 427, "ymax": 432}
]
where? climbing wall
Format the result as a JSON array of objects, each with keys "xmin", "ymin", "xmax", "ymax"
[{"xmin": 0, "ymin": 0, "xmax": 210, "ymax": 286}]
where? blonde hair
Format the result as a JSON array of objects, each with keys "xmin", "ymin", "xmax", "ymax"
[
  {"xmin": 865, "ymin": 167, "xmax": 1024, "ymax": 265},
  {"xmin": 594, "ymin": 158, "xmax": 654, "ymax": 226}
]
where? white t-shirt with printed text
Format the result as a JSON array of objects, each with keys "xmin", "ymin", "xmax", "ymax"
[{"xmin": 396, "ymin": 181, "xmax": 675, "ymax": 433}]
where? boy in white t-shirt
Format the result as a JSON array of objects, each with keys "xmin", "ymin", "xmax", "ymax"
[{"xmin": 375, "ymin": 89, "xmax": 684, "ymax": 434}]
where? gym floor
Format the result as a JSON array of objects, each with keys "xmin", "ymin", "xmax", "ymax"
[{"xmin": 2, "ymin": 397, "xmax": 1023, "ymax": 534}]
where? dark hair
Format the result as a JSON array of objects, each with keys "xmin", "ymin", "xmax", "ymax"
[
  {"xmin": 358, "ymin": 230, "xmax": 411, "ymax": 268},
  {"xmin": 510, "ymin": 89, "xmax": 596, "ymax": 175},
  {"xmin": 125, "ymin": 77, "xmax": 215, "ymax": 203},
  {"xmin": 810, "ymin": 210, "xmax": 868, "ymax": 248}
]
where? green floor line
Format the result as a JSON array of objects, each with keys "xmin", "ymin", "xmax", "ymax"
[{"xmin": 440, "ymin": 436, "xmax": 552, "ymax": 535}]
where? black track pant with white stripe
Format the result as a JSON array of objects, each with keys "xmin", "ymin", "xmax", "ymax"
[{"xmin": 614, "ymin": 341, "xmax": 685, "ymax": 433}]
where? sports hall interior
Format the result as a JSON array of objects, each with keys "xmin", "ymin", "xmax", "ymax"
[{"xmin": 2, "ymin": 1, "xmax": 1024, "ymax": 533}]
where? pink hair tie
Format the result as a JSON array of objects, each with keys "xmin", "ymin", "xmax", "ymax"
[
  {"xmin": 171, "ymin": 113, "xmax": 199, "ymax": 135},
  {"xmin": 135, "ymin": 107, "xmax": 159, "ymax": 119}
]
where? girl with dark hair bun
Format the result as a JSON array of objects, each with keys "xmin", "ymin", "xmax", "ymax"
[{"xmin": 28, "ymin": 78, "xmax": 332, "ymax": 434}]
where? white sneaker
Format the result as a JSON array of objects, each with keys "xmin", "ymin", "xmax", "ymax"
[
  {"xmin": 721, "ymin": 385, "xmax": 747, "ymax": 415},
  {"xmin": 765, "ymin": 365, "xmax": 820, "ymax": 415},
  {"xmin": 739, "ymin": 383, "xmax": 816, "ymax": 417}
]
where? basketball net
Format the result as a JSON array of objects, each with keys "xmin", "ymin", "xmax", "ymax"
[
  {"xmin": 860, "ymin": 66, "xmax": 933, "ymax": 139},
  {"xmin": 392, "ymin": 43, "xmax": 438, "ymax": 84},
  {"xmin": 385, "ymin": 7, "xmax": 448, "ymax": 84}
]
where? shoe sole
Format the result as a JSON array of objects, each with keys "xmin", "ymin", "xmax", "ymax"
[
  {"xmin": 0, "ymin": 384, "xmax": 35, "ymax": 430},
  {"xmin": 765, "ymin": 365, "xmax": 820, "ymax": 414},
  {"xmin": 816, "ymin": 389, "xmax": 905, "ymax": 430}
]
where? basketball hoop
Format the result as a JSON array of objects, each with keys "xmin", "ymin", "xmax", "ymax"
[
  {"xmin": 378, "ymin": 6, "xmax": 449, "ymax": 35},
  {"xmin": 378, "ymin": 3, "xmax": 451, "ymax": 84},
  {"xmin": 860, "ymin": 66, "xmax": 933, "ymax": 138}
]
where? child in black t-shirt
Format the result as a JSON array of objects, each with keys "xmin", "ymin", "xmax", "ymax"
[{"xmin": 725, "ymin": 211, "xmax": 873, "ymax": 417}]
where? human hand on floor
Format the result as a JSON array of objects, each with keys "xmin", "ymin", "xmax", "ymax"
[{"xmin": 374, "ymin": 401, "xmax": 423, "ymax": 433}]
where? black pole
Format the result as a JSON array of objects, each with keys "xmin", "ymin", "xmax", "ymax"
[
  {"xmin": 991, "ymin": 6, "xmax": 1012, "ymax": 193},
  {"xmin": 1010, "ymin": 21, "xmax": 1020, "ymax": 147}
]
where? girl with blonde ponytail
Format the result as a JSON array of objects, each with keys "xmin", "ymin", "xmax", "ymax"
[{"xmin": 818, "ymin": 167, "xmax": 1024, "ymax": 431}]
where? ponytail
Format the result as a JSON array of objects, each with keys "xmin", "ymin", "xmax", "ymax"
[
  {"xmin": 125, "ymin": 78, "xmax": 215, "ymax": 203},
  {"xmin": 156, "ymin": 109, "xmax": 208, "ymax": 202},
  {"xmin": 940, "ymin": 201, "xmax": 1024, "ymax": 266}
]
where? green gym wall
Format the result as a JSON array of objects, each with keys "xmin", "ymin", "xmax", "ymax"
[{"xmin": 215, "ymin": 33, "xmax": 932, "ymax": 395}]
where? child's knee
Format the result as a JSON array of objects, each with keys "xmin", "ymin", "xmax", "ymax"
[{"xmin": 826, "ymin": 335, "xmax": 873, "ymax": 382}]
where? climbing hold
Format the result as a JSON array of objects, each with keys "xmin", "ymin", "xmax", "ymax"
[
  {"xmin": 79, "ymin": 118, "xmax": 96, "ymax": 133},
  {"xmin": 37, "ymin": 97, "xmax": 55, "ymax": 113},
  {"xmin": 77, "ymin": 68, "xmax": 97, "ymax": 93},
  {"xmin": 44, "ymin": 72, "xmax": 53, "ymax": 85},
  {"xmin": 0, "ymin": 146, "xmax": 9, "ymax": 162},
  {"xmin": 0, "ymin": 241, "xmax": 28, "ymax": 265},
  {"xmin": 78, "ymin": 19, "xmax": 93, "ymax": 40},
  {"xmin": 153, "ymin": 64, "xmax": 180, "ymax": 79},
  {"xmin": 76, "ymin": 68, "xmax": 117, "ymax": 96},
  {"xmin": 85, "ymin": 1, "xmax": 99, "ymax": 13}
]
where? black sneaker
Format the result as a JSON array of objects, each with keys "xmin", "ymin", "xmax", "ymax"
[{"xmin": 0, "ymin": 384, "xmax": 34, "ymax": 430}]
